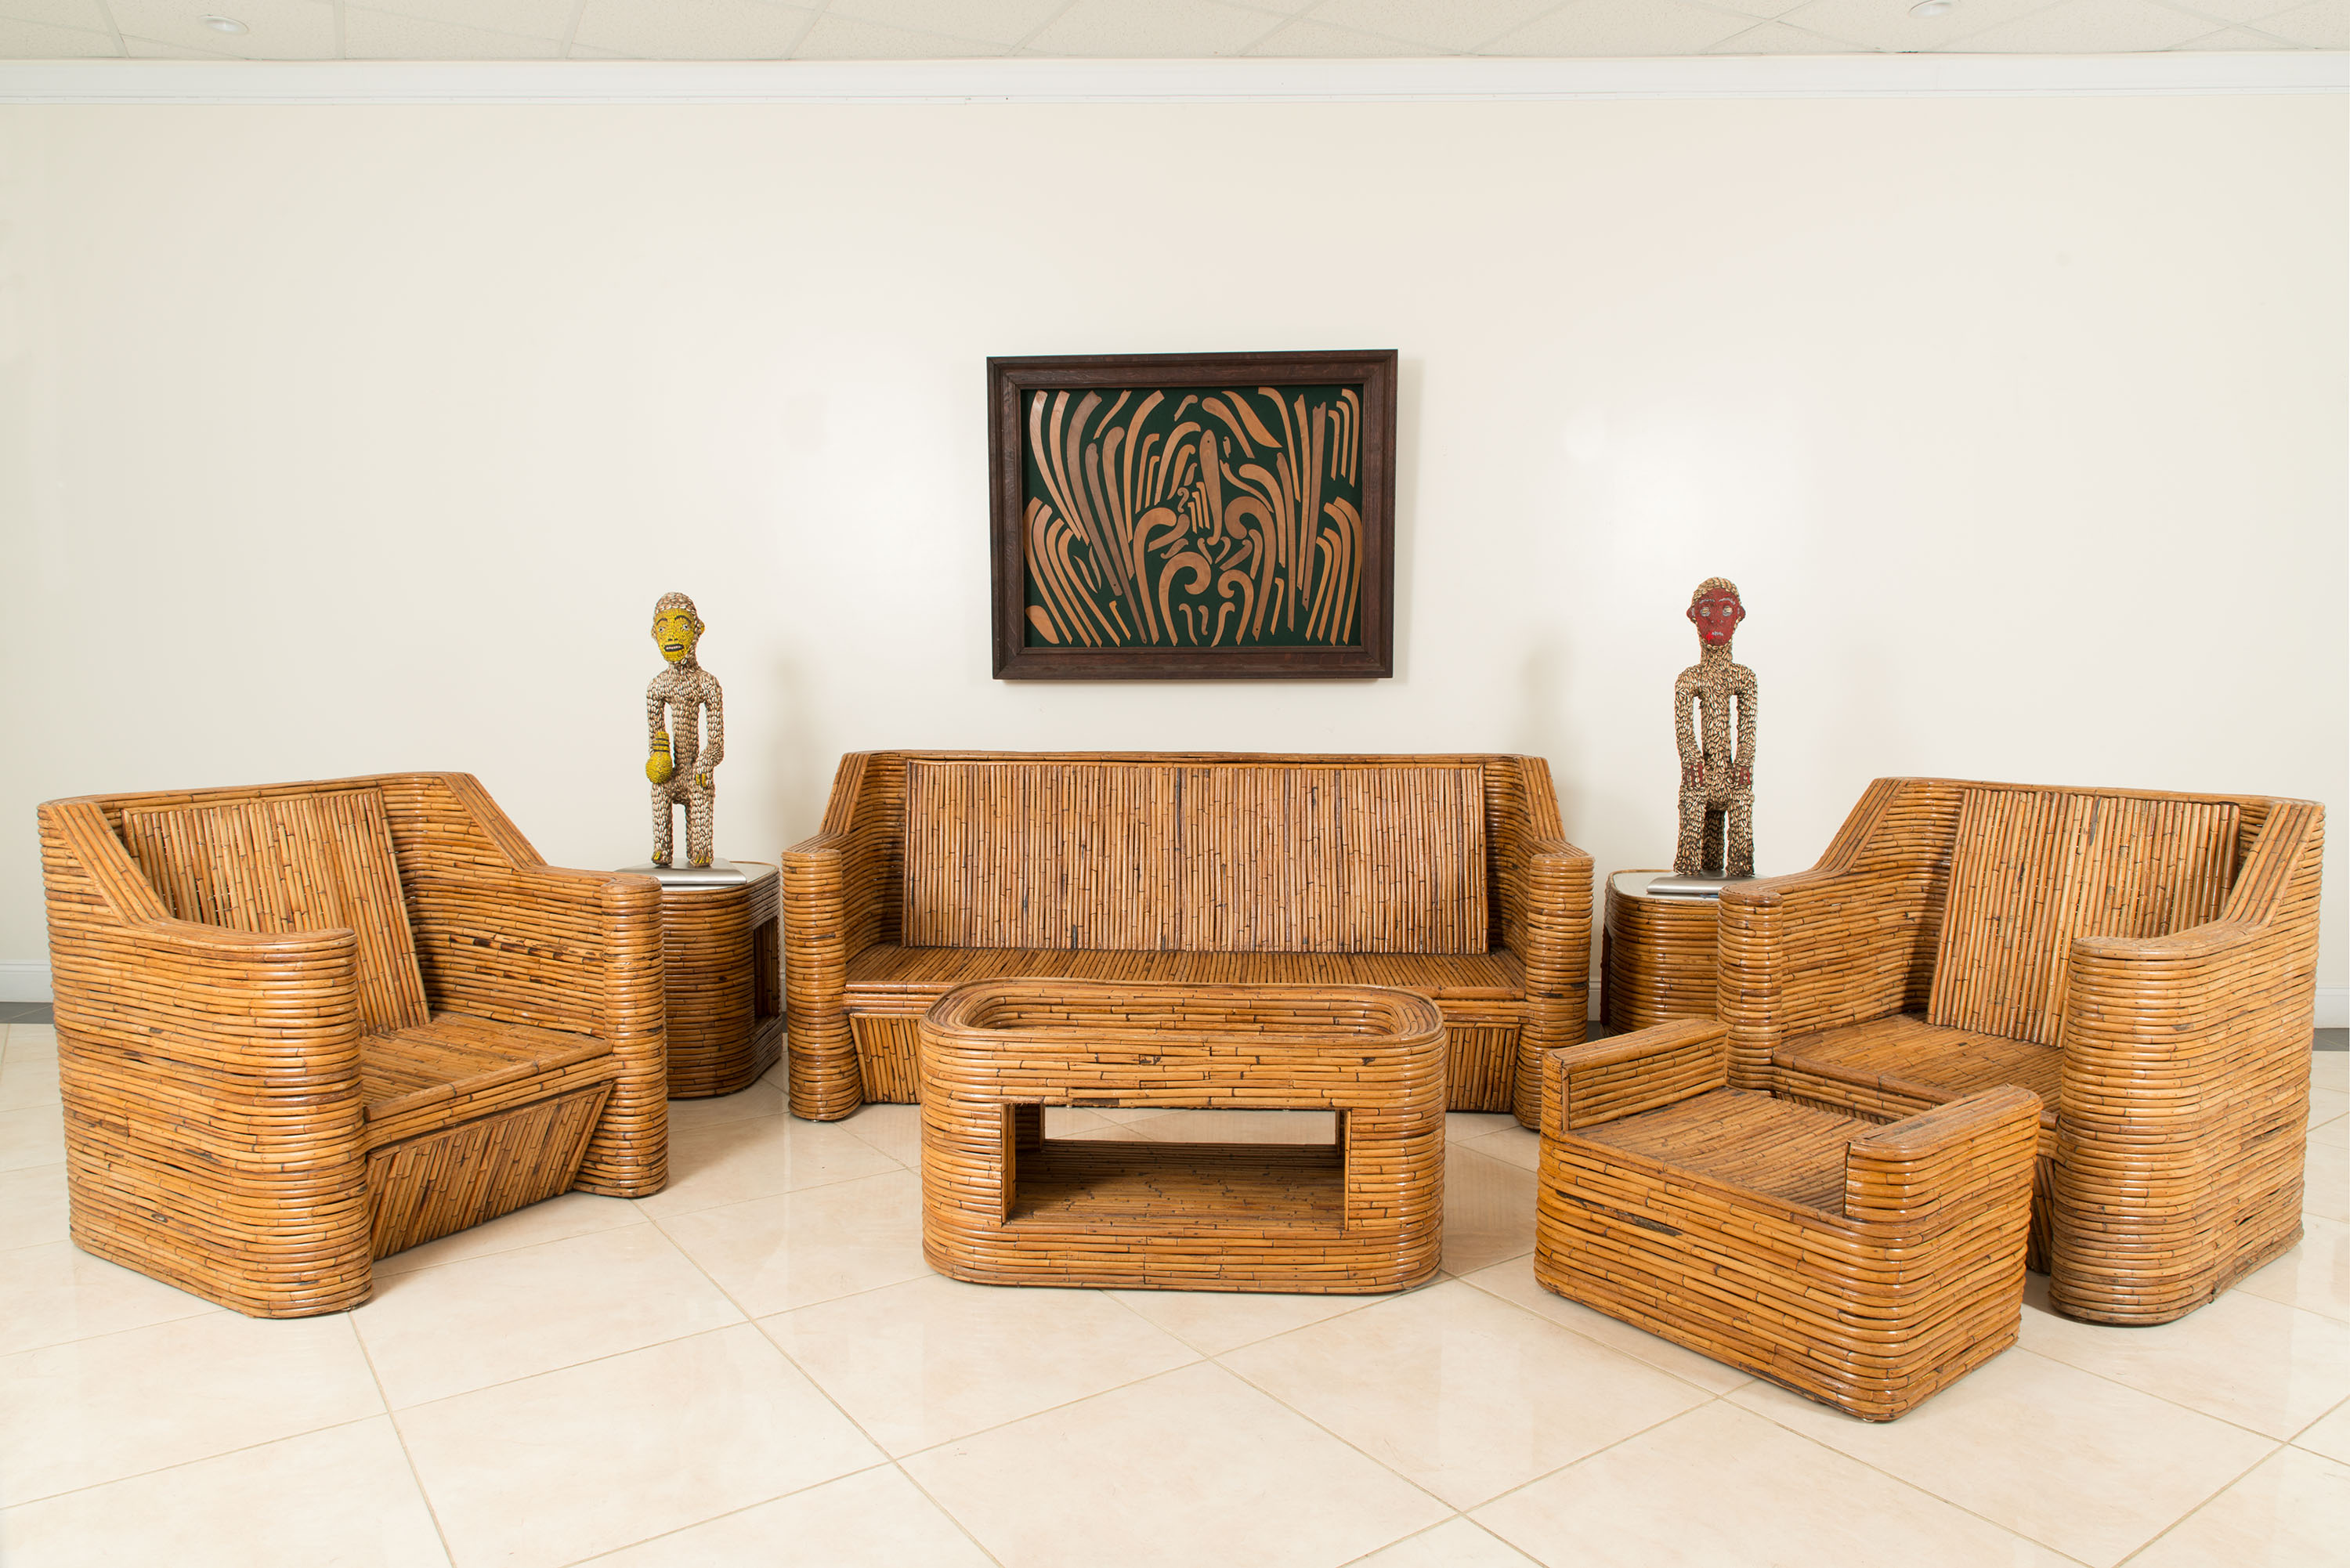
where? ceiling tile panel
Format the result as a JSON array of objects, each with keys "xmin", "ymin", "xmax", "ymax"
[
  {"xmin": 793, "ymin": 14, "xmax": 1010, "ymax": 56},
  {"xmin": 1026, "ymin": 0, "xmax": 1289, "ymax": 56},
  {"xmin": 823, "ymin": 0, "xmax": 1067, "ymax": 46},
  {"xmin": 107, "ymin": 0, "xmax": 336, "ymax": 57},
  {"xmin": 0, "ymin": 0, "xmax": 107, "ymax": 30},
  {"xmin": 1697, "ymin": 0, "xmax": 1820, "ymax": 18},
  {"xmin": 573, "ymin": 0, "xmax": 816, "ymax": 60},
  {"xmin": 1306, "ymin": 0, "xmax": 1560, "ymax": 52},
  {"xmin": 2174, "ymin": 19, "xmax": 2303, "ymax": 38},
  {"xmin": 1485, "ymin": 0, "xmax": 1758, "ymax": 55},
  {"xmin": 1954, "ymin": 0, "xmax": 2218, "ymax": 49},
  {"xmin": 365, "ymin": 0, "xmax": 577, "ymax": 33},
  {"xmin": 0, "ymin": 13, "xmax": 112, "ymax": 51},
  {"xmin": 2153, "ymin": 0, "xmax": 2304, "ymax": 21},
  {"xmin": 1244, "ymin": 16, "xmax": 1433, "ymax": 53},
  {"xmin": 2249, "ymin": 0, "xmax": 2349, "ymax": 43},
  {"xmin": 1773, "ymin": 0, "xmax": 2053, "ymax": 51},
  {"xmin": 344, "ymin": 7, "xmax": 562, "ymax": 58},
  {"xmin": 1704, "ymin": 17, "xmax": 1872, "ymax": 49}
]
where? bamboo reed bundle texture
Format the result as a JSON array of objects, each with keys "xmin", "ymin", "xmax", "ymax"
[
  {"xmin": 783, "ymin": 752, "xmax": 1591, "ymax": 1128},
  {"xmin": 1714, "ymin": 777, "xmax": 2323, "ymax": 1325},
  {"xmin": 919, "ymin": 978, "xmax": 1444, "ymax": 1292},
  {"xmin": 657, "ymin": 862, "xmax": 784, "ymax": 1098},
  {"xmin": 39, "ymin": 773, "xmax": 669, "ymax": 1319},
  {"xmin": 1536, "ymin": 1019, "xmax": 2041, "ymax": 1420},
  {"xmin": 1602, "ymin": 870, "xmax": 1720, "ymax": 1032}
]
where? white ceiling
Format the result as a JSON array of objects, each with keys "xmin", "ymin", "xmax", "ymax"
[{"xmin": 0, "ymin": 0, "xmax": 2341, "ymax": 61}]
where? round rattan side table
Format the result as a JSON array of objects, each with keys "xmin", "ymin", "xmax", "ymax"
[
  {"xmin": 624, "ymin": 859, "xmax": 784, "ymax": 1099},
  {"xmin": 1602, "ymin": 869, "xmax": 1721, "ymax": 1034}
]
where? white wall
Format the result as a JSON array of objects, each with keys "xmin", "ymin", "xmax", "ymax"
[{"xmin": 2, "ymin": 83, "xmax": 2343, "ymax": 1012}]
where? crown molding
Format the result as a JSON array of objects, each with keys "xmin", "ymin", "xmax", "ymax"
[{"xmin": 0, "ymin": 52, "xmax": 2340, "ymax": 105}]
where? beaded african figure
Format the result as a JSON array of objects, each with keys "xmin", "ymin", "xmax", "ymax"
[
  {"xmin": 646, "ymin": 592, "xmax": 725, "ymax": 868},
  {"xmin": 1673, "ymin": 577, "xmax": 1755, "ymax": 879}
]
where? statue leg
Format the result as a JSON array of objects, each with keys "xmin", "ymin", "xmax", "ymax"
[
  {"xmin": 1727, "ymin": 790, "xmax": 1755, "ymax": 879},
  {"xmin": 1675, "ymin": 788, "xmax": 1708, "ymax": 876},
  {"xmin": 685, "ymin": 782, "xmax": 714, "ymax": 869},
  {"xmin": 652, "ymin": 786, "xmax": 673, "ymax": 867},
  {"xmin": 1701, "ymin": 808, "xmax": 1726, "ymax": 878}
]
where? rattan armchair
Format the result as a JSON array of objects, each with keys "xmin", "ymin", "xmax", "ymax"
[
  {"xmin": 39, "ymin": 773, "xmax": 668, "ymax": 1318},
  {"xmin": 1718, "ymin": 778, "xmax": 2324, "ymax": 1325},
  {"xmin": 1536, "ymin": 1019, "xmax": 2041, "ymax": 1421}
]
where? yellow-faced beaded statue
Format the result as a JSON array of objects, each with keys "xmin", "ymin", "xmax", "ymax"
[{"xmin": 646, "ymin": 592, "xmax": 724, "ymax": 869}]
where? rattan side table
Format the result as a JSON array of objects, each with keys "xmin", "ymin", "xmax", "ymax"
[
  {"xmin": 1602, "ymin": 869, "xmax": 1720, "ymax": 1033},
  {"xmin": 918, "ymin": 978, "xmax": 1445, "ymax": 1293},
  {"xmin": 622, "ymin": 859, "xmax": 784, "ymax": 1098}
]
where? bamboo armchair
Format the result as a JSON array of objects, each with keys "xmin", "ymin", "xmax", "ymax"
[
  {"xmin": 1719, "ymin": 778, "xmax": 2324, "ymax": 1325},
  {"xmin": 1537, "ymin": 1019, "xmax": 2041, "ymax": 1421},
  {"xmin": 782, "ymin": 751, "xmax": 1592, "ymax": 1126},
  {"xmin": 39, "ymin": 773, "xmax": 667, "ymax": 1318}
]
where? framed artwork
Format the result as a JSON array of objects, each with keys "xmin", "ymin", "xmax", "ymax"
[{"xmin": 989, "ymin": 349, "xmax": 1397, "ymax": 680}]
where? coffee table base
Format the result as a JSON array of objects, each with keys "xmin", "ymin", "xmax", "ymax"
[{"xmin": 919, "ymin": 981, "xmax": 1445, "ymax": 1294}]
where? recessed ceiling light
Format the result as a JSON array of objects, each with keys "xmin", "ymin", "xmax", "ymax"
[
  {"xmin": 201, "ymin": 15, "xmax": 248, "ymax": 34},
  {"xmin": 1908, "ymin": 0, "xmax": 1954, "ymax": 13}
]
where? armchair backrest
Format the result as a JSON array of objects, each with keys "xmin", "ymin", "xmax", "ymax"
[
  {"xmin": 116, "ymin": 786, "xmax": 430, "ymax": 1036},
  {"xmin": 1925, "ymin": 787, "xmax": 2239, "ymax": 1047},
  {"xmin": 899, "ymin": 758, "xmax": 1488, "ymax": 953}
]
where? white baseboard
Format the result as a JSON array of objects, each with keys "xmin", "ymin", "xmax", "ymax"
[{"xmin": 0, "ymin": 962, "xmax": 52, "ymax": 1004}]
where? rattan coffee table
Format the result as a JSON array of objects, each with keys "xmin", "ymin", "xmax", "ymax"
[{"xmin": 918, "ymin": 979, "xmax": 1446, "ymax": 1293}]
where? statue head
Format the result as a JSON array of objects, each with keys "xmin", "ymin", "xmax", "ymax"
[
  {"xmin": 1687, "ymin": 577, "xmax": 1744, "ymax": 648},
  {"xmin": 653, "ymin": 592, "xmax": 703, "ymax": 665}
]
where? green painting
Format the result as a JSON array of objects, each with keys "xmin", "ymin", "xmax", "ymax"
[{"xmin": 1019, "ymin": 384, "xmax": 1366, "ymax": 649}]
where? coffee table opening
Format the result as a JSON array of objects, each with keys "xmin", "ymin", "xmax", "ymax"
[{"xmin": 1002, "ymin": 1106, "xmax": 1350, "ymax": 1235}]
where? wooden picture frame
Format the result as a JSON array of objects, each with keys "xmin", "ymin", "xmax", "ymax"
[{"xmin": 989, "ymin": 350, "xmax": 1397, "ymax": 680}]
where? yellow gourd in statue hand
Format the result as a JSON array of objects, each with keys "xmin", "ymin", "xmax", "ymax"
[{"xmin": 647, "ymin": 730, "xmax": 676, "ymax": 786}]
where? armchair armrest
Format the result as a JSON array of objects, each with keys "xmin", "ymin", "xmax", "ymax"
[
  {"xmin": 2048, "ymin": 800, "xmax": 2323, "ymax": 1323},
  {"xmin": 392, "ymin": 776, "xmax": 667, "ymax": 1195},
  {"xmin": 1842, "ymin": 1085, "xmax": 2041, "ymax": 1234},
  {"xmin": 1543, "ymin": 1019, "xmax": 1727, "ymax": 1139},
  {"xmin": 39, "ymin": 800, "xmax": 374, "ymax": 1316},
  {"xmin": 1716, "ymin": 779, "xmax": 1958, "ymax": 1089},
  {"xmin": 783, "ymin": 753, "xmax": 904, "ymax": 1119},
  {"xmin": 1495, "ymin": 755, "xmax": 1596, "ymax": 1128}
]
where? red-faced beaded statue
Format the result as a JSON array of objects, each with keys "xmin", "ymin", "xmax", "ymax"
[{"xmin": 1673, "ymin": 577, "xmax": 1756, "ymax": 879}]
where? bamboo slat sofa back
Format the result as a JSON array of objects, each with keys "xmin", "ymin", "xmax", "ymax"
[
  {"xmin": 40, "ymin": 773, "xmax": 668, "ymax": 1318},
  {"xmin": 1717, "ymin": 777, "xmax": 2323, "ymax": 1325},
  {"xmin": 783, "ymin": 751, "xmax": 1592, "ymax": 1124}
]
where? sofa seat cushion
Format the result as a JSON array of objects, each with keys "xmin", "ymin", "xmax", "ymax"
[
  {"xmin": 844, "ymin": 945, "xmax": 1525, "ymax": 1008},
  {"xmin": 1775, "ymin": 1013, "xmax": 2059, "ymax": 1131},
  {"xmin": 360, "ymin": 1013, "xmax": 616, "ymax": 1151},
  {"xmin": 1578, "ymin": 1088, "xmax": 1871, "ymax": 1214}
]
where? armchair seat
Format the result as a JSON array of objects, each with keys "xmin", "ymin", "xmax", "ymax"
[
  {"xmin": 1776, "ymin": 1015, "xmax": 2062, "ymax": 1132},
  {"xmin": 1579, "ymin": 1088, "xmax": 1875, "ymax": 1212}
]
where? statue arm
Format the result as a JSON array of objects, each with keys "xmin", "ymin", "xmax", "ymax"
[
  {"xmin": 1735, "ymin": 675, "xmax": 1756, "ymax": 788},
  {"xmin": 696, "ymin": 678, "xmax": 724, "ymax": 783},
  {"xmin": 1675, "ymin": 681, "xmax": 1701, "ymax": 788},
  {"xmin": 645, "ymin": 688, "xmax": 674, "ymax": 785}
]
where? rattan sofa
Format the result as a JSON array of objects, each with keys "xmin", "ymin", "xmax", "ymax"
[
  {"xmin": 1719, "ymin": 777, "xmax": 2324, "ymax": 1325},
  {"xmin": 39, "ymin": 773, "xmax": 668, "ymax": 1318},
  {"xmin": 782, "ymin": 751, "xmax": 1592, "ymax": 1124},
  {"xmin": 1537, "ymin": 1018, "xmax": 2041, "ymax": 1421}
]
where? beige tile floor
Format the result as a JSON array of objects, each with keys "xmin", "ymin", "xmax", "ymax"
[{"xmin": 0, "ymin": 1017, "xmax": 2345, "ymax": 1567}]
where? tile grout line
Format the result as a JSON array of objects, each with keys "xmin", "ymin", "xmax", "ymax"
[
  {"xmin": 2108, "ymin": 1432, "xmax": 2299, "ymax": 1565},
  {"xmin": 0, "ymin": 1412, "xmax": 418, "ymax": 1516},
  {"xmin": 1719, "ymin": 1347, "xmax": 2268, "ymax": 1566},
  {"xmin": 351, "ymin": 1313, "xmax": 464, "ymax": 1567},
  {"xmin": 628, "ymin": 1199, "xmax": 1018, "ymax": 1564}
]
